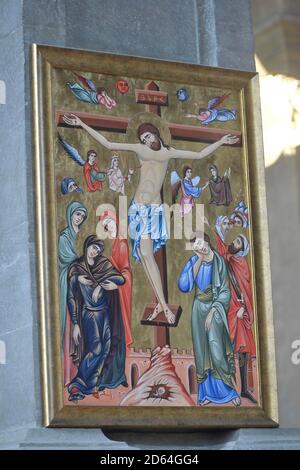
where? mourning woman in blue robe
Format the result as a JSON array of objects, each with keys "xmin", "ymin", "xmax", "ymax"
[
  {"xmin": 178, "ymin": 233, "xmax": 240, "ymax": 406},
  {"xmin": 67, "ymin": 235, "xmax": 127, "ymax": 401},
  {"xmin": 58, "ymin": 201, "xmax": 87, "ymax": 348}
]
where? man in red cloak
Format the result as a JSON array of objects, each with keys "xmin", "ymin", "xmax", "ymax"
[
  {"xmin": 83, "ymin": 150, "xmax": 106, "ymax": 192},
  {"xmin": 224, "ymin": 234, "xmax": 257, "ymax": 403},
  {"xmin": 99, "ymin": 210, "xmax": 133, "ymax": 351}
]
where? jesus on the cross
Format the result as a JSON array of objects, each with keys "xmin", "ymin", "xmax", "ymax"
[{"xmin": 63, "ymin": 114, "xmax": 239, "ymax": 324}]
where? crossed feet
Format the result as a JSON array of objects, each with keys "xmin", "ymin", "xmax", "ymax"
[{"xmin": 147, "ymin": 302, "xmax": 176, "ymax": 324}]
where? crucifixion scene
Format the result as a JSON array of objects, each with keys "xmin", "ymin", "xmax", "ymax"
[{"xmin": 54, "ymin": 67, "xmax": 259, "ymax": 408}]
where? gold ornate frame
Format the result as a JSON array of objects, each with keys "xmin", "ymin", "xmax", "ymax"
[{"xmin": 32, "ymin": 44, "xmax": 278, "ymax": 429}]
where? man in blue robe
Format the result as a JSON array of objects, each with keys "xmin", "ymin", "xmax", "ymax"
[{"xmin": 178, "ymin": 233, "xmax": 240, "ymax": 406}]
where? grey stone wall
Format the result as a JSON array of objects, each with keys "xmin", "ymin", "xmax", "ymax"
[
  {"xmin": 251, "ymin": 0, "xmax": 300, "ymax": 429},
  {"xmin": 0, "ymin": 0, "xmax": 39, "ymax": 432},
  {"xmin": 2, "ymin": 0, "xmax": 298, "ymax": 449},
  {"xmin": 265, "ymin": 153, "xmax": 300, "ymax": 428}
]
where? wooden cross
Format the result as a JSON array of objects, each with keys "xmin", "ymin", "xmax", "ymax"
[
  {"xmin": 134, "ymin": 81, "xmax": 181, "ymax": 348},
  {"xmin": 57, "ymin": 82, "xmax": 242, "ymax": 348}
]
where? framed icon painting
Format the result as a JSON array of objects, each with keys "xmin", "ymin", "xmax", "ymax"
[{"xmin": 32, "ymin": 44, "xmax": 278, "ymax": 429}]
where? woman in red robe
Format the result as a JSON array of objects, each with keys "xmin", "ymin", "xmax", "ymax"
[
  {"xmin": 99, "ymin": 210, "xmax": 133, "ymax": 351},
  {"xmin": 84, "ymin": 150, "xmax": 106, "ymax": 192}
]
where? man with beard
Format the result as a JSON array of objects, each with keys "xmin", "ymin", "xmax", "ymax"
[
  {"xmin": 63, "ymin": 114, "xmax": 238, "ymax": 325},
  {"xmin": 208, "ymin": 163, "xmax": 233, "ymax": 206},
  {"xmin": 61, "ymin": 177, "xmax": 83, "ymax": 195},
  {"xmin": 230, "ymin": 200, "xmax": 249, "ymax": 228},
  {"xmin": 225, "ymin": 235, "xmax": 257, "ymax": 403},
  {"xmin": 178, "ymin": 233, "xmax": 240, "ymax": 406}
]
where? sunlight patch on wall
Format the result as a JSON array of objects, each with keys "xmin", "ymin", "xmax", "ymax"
[{"xmin": 256, "ymin": 56, "xmax": 300, "ymax": 167}]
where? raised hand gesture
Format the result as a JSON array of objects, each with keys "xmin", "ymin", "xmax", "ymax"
[
  {"xmin": 63, "ymin": 113, "xmax": 82, "ymax": 127},
  {"xmin": 220, "ymin": 134, "xmax": 239, "ymax": 145}
]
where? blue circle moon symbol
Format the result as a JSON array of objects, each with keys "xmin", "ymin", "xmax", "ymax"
[{"xmin": 176, "ymin": 88, "xmax": 189, "ymax": 101}]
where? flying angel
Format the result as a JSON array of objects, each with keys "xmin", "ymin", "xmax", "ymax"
[
  {"xmin": 186, "ymin": 93, "xmax": 237, "ymax": 125},
  {"xmin": 66, "ymin": 72, "xmax": 117, "ymax": 110},
  {"xmin": 171, "ymin": 166, "xmax": 209, "ymax": 216},
  {"xmin": 57, "ymin": 133, "xmax": 106, "ymax": 192}
]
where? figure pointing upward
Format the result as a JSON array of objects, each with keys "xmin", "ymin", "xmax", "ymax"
[{"xmin": 63, "ymin": 114, "xmax": 239, "ymax": 324}]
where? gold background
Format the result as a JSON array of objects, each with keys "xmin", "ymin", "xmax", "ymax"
[{"xmin": 53, "ymin": 67, "xmax": 250, "ymax": 350}]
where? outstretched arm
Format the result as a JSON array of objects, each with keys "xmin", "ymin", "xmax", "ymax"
[
  {"xmin": 63, "ymin": 114, "xmax": 139, "ymax": 152},
  {"xmin": 170, "ymin": 134, "xmax": 239, "ymax": 160}
]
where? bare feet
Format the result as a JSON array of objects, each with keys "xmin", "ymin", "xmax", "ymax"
[
  {"xmin": 147, "ymin": 303, "xmax": 163, "ymax": 321},
  {"xmin": 164, "ymin": 306, "xmax": 175, "ymax": 324},
  {"xmin": 147, "ymin": 304, "xmax": 176, "ymax": 325},
  {"xmin": 232, "ymin": 396, "xmax": 241, "ymax": 407},
  {"xmin": 199, "ymin": 399, "xmax": 211, "ymax": 406}
]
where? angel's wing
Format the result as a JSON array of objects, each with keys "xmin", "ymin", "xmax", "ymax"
[
  {"xmin": 170, "ymin": 170, "xmax": 181, "ymax": 186},
  {"xmin": 207, "ymin": 93, "xmax": 230, "ymax": 109},
  {"xmin": 237, "ymin": 200, "xmax": 247, "ymax": 212},
  {"xmin": 191, "ymin": 176, "xmax": 200, "ymax": 186},
  {"xmin": 73, "ymin": 72, "xmax": 97, "ymax": 91},
  {"xmin": 57, "ymin": 133, "xmax": 85, "ymax": 166},
  {"xmin": 170, "ymin": 171, "xmax": 182, "ymax": 205}
]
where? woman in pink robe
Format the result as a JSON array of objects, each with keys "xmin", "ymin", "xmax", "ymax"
[{"xmin": 99, "ymin": 210, "xmax": 133, "ymax": 351}]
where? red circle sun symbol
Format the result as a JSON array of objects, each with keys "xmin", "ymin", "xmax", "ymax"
[{"xmin": 116, "ymin": 79, "xmax": 129, "ymax": 94}]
